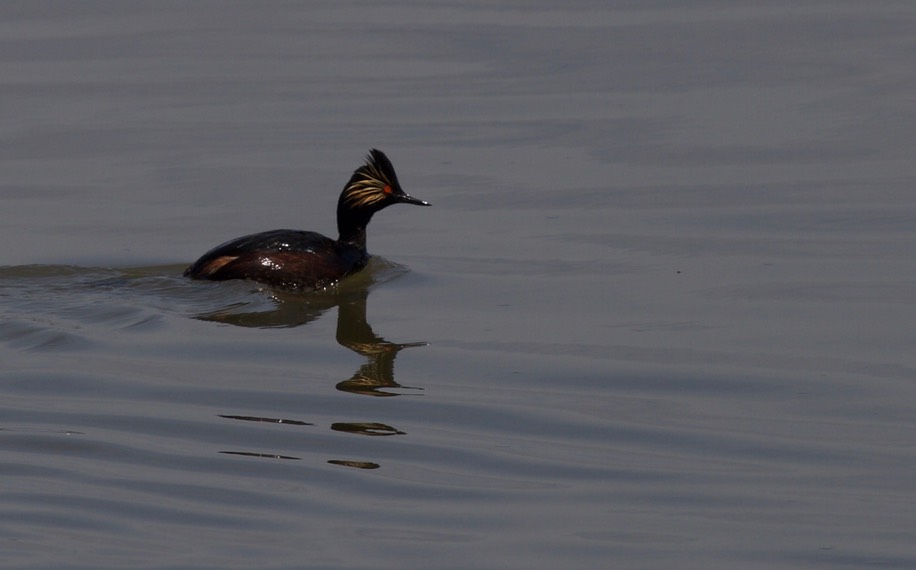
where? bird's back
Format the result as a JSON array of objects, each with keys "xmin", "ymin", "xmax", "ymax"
[{"xmin": 183, "ymin": 229, "xmax": 368, "ymax": 291}]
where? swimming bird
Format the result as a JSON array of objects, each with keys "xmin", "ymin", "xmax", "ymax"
[{"xmin": 183, "ymin": 149, "xmax": 429, "ymax": 291}]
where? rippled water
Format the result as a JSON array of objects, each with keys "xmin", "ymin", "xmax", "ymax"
[{"xmin": 3, "ymin": 2, "xmax": 916, "ymax": 569}]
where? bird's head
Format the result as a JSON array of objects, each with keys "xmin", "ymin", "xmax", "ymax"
[{"xmin": 337, "ymin": 149, "xmax": 429, "ymax": 245}]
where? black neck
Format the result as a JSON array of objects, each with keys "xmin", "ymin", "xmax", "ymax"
[{"xmin": 337, "ymin": 206, "xmax": 374, "ymax": 250}]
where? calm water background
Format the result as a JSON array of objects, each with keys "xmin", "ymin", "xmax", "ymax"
[{"xmin": 2, "ymin": 2, "xmax": 916, "ymax": 568}]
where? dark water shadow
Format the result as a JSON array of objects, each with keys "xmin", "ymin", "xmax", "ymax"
[
  {"xmin": 333, "ymin": 290, "xmax": 426, "ymax": 398},
  {"xmin": 0, "ymin": 261, "xmax": 426, "ymax": 468},
  {"xmin": 0, "ymin": 261, "xmax": 426, "ymax": 397},
  {"xmin": 197, "ymin": 283, "xmax": 426, "ymax": 398},
  {"xmin": 191, "ymin": 267, "xmax": 426, "ymax": 468},
  {"xmin": 211, "ymin": 285, "xmax": 425, "ymax": 468}
]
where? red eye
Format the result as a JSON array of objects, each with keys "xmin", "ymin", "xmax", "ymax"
[{"xmin": 383, "ymin": 185, "xmax": 392, "ymax": 194}]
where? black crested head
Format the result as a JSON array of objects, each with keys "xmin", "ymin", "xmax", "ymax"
[
  {"xmin": 340, "ymin": 149, "xmax": 429, "ymax": 211},
  {"xmin": 337, "ymin": 149, "xmax": 429, "ymax": 246}
]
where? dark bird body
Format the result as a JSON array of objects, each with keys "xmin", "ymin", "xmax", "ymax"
[{"xmin": 183, "ymin": 149, "xmax": 429, "ymax": 291}]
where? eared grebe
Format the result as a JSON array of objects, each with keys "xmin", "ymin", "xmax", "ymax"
[{"xmin": 183, "ymin": 149, "xmax": 429, "ymax": 291}]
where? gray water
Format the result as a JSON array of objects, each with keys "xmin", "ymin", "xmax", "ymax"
[{"xmin": 2, "ymin": 2, "xmax": 916, "ymax": 569}]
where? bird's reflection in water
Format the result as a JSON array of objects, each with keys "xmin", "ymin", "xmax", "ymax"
[
  {"xmin": 197, "ymin": 285, "xmax": 424, "ymax": 396},
  {"xmin": 218, "ymin": 415, "xmax": 313, "ymax": 426},
  {"xmin": 219, "ymin": 451, "xmax": 302, "ymax": 461},
  {"xmin": 330, "ymin": 422, "xmax": 405, "ymax": 436},
  {"xmin": 198, "ymin": 277, "xmax": 425, "ymax": 468},
  {"xmin": 327, "ymin": 460, "xmax": 380, "ymax": 470},
  {"xmin": 334, "ymin": 290, "xmax": 425, "ymax": 397}
]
